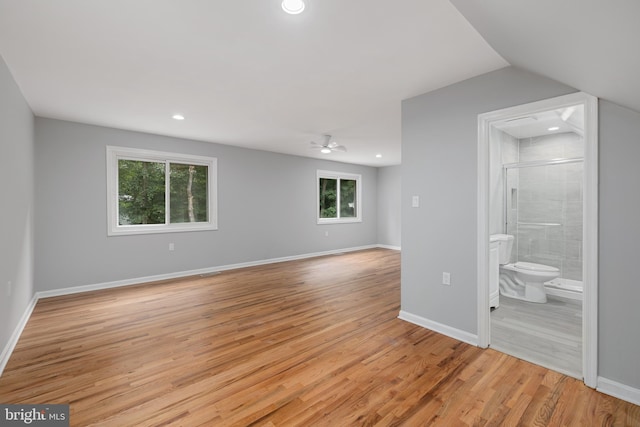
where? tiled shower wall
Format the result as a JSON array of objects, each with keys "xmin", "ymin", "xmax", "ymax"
[{"xmin": 507, "ymin": 132, "xmax": 584, "ymax": 280}]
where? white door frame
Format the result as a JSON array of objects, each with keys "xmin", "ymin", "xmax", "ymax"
[{"xmin": 476, "ymin": 92, "xmax": 598, "ymax": 388}]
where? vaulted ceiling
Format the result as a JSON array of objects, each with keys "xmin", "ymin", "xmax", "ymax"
[
  {"xmin": 451, "ymin": 0, "xmax": 640, "ymax": 114},
  {"xmin": 0, "ymin": 1, "xmax": 637, "ymax": 166}
]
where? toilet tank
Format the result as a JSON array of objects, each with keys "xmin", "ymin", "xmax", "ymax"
[{"xmin": 490, "ymin": 234, "xmax": 514, "ymax": 264}]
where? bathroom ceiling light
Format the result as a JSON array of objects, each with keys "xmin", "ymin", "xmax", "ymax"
[
  {"xmin": 172, "ymin": 114, "xmax": 185, "ymax": 120},
  {"xmin": 282, "ymin": 0, "xmax": 305, "ymax": 14},
  {"xmin": 548, "ymin": 126, "xmax": 560, "ymax": 131},
  {"xmin": 375, "ymin": 154, "xmax": 382, "ymax": 158},
  {"xmin": 320, "ymin": 147, "xmax": 332, "ymax": 154}
]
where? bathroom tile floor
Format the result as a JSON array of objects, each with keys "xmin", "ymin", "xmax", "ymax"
[{"xmin": 490, "ymin": 295, "xmax": 582, "ymax": 379}]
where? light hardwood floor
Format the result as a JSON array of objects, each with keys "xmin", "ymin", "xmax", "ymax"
[
  {"xmin": 1, "ymin": 249, "xmax": 638, "ymax": 426},
  {"xmin": 491, "ymin": 295, "xmax": 582, "ymax": 379}
]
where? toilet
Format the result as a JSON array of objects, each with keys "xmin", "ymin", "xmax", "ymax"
[{"xmin": 490, "ymin": 234, "xmax": 560, "ymax": 303}]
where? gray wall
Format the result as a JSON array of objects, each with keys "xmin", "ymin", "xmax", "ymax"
[
  {"xmin": 402, "ymin": 65, "xmax": 640, "ymax": 392},
  {"xmin": 34, "ymin": 118, "xmax": 378, "ymax": 291},
  {"xmin": 599, "ymin": 100, "xmax": 640, "ymax": 389},
  {"xmin": 377, "ymin": 165, "xmax": 401, "ymax": 248},
  {"xmin": 0, "ymin": 56, "xmax": 35, "ymax": 358},
  {"xmin": 401, "ymin": 67, "xmax": 575, "ymax": 334}
]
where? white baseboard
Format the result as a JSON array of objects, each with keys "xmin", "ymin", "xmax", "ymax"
[
  {"xmin": 38, "ymin": 245, "xmax": 381, "ymax": 299},
  {"xmin": 597, "ymin": 377, "xmax": 640, "ymax": 406},
  {"xmin": 377, "ymin": 244, "xmax": 401, "ymax": 251},
  {"xmin": 0, "ymin": 294, "xmax": 38, "ymax": 377},
  {"xmin": 396, "ymin": 312, "xmax": 640, "ymax": 407},
  {"xmin": 0, "ymin": 245, "xmax": 399, "ymax": 376},
  {"xmin": 1, "ymin": 244, "xmax": 392, "ymax": 377},
  {"xmin": 6, "ymin": 250, "xmax": 640, "ymax": 410},
  {"xmin": 398, "ymin": 310, "xmax": 478, "ymax": 346}
]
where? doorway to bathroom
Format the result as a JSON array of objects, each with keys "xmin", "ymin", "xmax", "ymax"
[{"xmin": 476, "ymin": 92, "xmax": 598, "ymax": 387}]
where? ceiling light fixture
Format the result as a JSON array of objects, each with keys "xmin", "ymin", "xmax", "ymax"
[
  {"xmin": 548, "ymin": 126, "xmax": 560, "ymax": 131},
  {"xmin": 282, "ymin": 0, "xmax": 305, "ymax": 15},
  {"xmin": 320, "ymin": 147, "xmax": 332, "ymax": 154},
  {"xmin": 376, "ymin": 154, "xmax": 382, "ymax": 158},
  {"xmin": 172, "ymin": 114, "xmax": 185, "ymax": 120}
]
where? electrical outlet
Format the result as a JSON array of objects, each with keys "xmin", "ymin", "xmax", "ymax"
[
  {"xmin": 412, "ymin": 196, "xmax": 420, "ymax": 208},
  {"xmin": 169, "ymin": 243, "xmax": 175, "ymax": 251},
  {"xmin": 442, "ymin": 272, "xmax": 451, "ymax": 286},
  {"xmin": 325, "ymin": 231, "xmax": 329, "ymax": 237}
]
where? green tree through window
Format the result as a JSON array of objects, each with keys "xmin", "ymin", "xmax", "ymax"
[
  {"xmin": 319, "ymin": 178, "xmax": 337, "ymax": 218},
  {"xmin": 340, "ymin": 179, "xmax": 356, "ymax": 218},
  {"xmin": 107, "ymin": 147, "xmax": 217, "ymax": 235},
  {"xmin": 170, "ymin": 164, "xmax": 208, "ymax": 223},
  {"xmin": 317, "ymin": 171, "xmax": 361, "ymax": 223},
  {"xmin": 118, "ymin": 160, "xmax": 166, "ymax": 225}
]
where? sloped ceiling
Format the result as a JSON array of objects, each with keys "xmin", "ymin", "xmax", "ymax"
[
  {"xmin": 0, "ymin": 0, "xmax": 508, "ymax": 166},
  {"xmin": 451, "ymin": 0, "xmax": 640, "ymax": 114},
  {"xmin": 6, "ymin": 1, "xmax": 634, "ymax": 166}
]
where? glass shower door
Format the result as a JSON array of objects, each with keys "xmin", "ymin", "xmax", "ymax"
[{"xmin": 504, "ymin": 161, "xmax": 584, "ymax": 281}]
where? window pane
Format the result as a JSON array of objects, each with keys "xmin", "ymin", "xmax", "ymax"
[
  {"xmin": 170, "ymin": 163, "xmax": 208, "ymax": 223},
  {"xmin": 118, "ymin": 159, "xmax": 165, "ymax": 225},
  {"xmin": 340, "ymin": 179, "xmax": 357, "ymax": 218},
  {"xmin": 319, "ymin": 178, "xmax": 337, "ymax": 218}
]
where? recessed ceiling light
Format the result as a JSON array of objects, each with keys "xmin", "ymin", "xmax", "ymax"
[
  {"xmin": 282, "ymin": 0, "xmax": 305, "ymax": 14},
  {"xmin": 172, "ymin": 114, "xmax": 185, "ymax": 120},
  {"xmin": 376, "ymin": 154, "xmax": 382, "ymax": 158},
  {"xmin": 548, "ymin": 126, "xmax": 560, "ymax": 131},
  {"xmin": 320, "ymin": 147, "xmax": 332, "ymax": 154}
]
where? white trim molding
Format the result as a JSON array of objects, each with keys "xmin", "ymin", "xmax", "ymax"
[
  {"xmin": 316, "ymin": 170, "xmax": 362, "ymax": 224},
  {"xmin": 37, "ymin": 245, "xmax": 380, "ymax": 299},
  {"xmin": 398, "ymin": 310, "xmax": 478, "ymax": 346},
  {"xmin": 377, "ymin": 244, "xmax": 401, "ymax": 251},
  {"xmin": 2, "ymin": 245, "xmax": 387, "ymax": 376},
  {"xmin": 597, "ymin": 377, "xmax": 640, "ymax": 406},
  {"xmin": 476, "ymin": 92, "xmax": 599, "ymax": 388},
  {"xmin": 0, "ymin": 295, "xmax": 38, "ymax": 377},
  {"xmin": 106, "ymin": 146, "xmax": 218, "ymax": 236}
]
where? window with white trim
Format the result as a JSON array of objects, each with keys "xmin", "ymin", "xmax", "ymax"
[
  {"xmin": 317, "ymin": 170, "xmax": 362, "ymax": 224},
  {"xmin": 107, "ymin": 146, "xmax": 217, "ymax": 235}
]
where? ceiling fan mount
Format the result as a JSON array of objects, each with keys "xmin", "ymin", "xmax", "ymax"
[{"xmin": 310, "ymin": 135, "xmax": 347, "ymax": 154}]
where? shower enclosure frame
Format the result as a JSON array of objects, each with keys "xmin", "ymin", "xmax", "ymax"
[
  {"xmin": 476, "ymin": 92, "xmax": 598, "ymax": 388},
  {"xmin": 503, "ymin": 157, "xmax": 584, "ymax": 286}
]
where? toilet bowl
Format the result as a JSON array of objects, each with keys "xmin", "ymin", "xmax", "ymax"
[
  {"xmin": 490, "ymin": 234, "xmax": 560, "ymax": 303},
  {"xmin": 499, "ymin": 262, "xmax": 560, "ymax": 303}
]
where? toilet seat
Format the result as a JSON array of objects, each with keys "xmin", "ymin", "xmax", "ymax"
[{"xmin": 513, "ymin": 262, "xmax": 559, "ymax": 273}]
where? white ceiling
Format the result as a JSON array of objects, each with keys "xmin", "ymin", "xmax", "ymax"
[
  {"xmin": 451, "ymin": 0, "xmax": 640, "ymax": 114},
  {"xmin": 4, "ymin": 2, "xmax": 637, "ymax": 167},
  {"xmin": 493, "ymin": 105, "xmax": 584, "ymax": 140},
  {"xmin": 0, "ymin": 0, "xmax": 507, "ymax": 166}
]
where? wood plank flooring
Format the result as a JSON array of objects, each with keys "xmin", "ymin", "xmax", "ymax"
[
  {"xmin": 491, "ymin": 295, "xmax": 582, "ymax": 379},
  {"xmin": 1, "ymin": 249, "xmax": 638, "ymax": 426}
]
